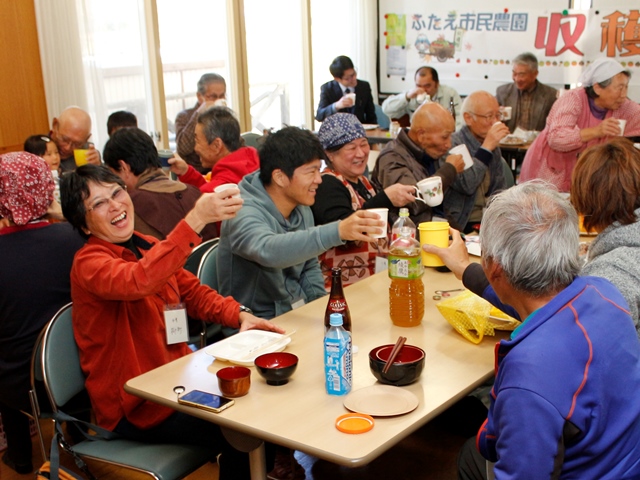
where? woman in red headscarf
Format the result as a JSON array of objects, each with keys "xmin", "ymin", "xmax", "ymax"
[{"xmin": 0, "ymin": 152, "xmax": 85, "ymax": 474}]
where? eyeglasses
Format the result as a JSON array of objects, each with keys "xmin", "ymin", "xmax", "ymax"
[
  {"xmin": 342, "ymin": 71, "xmax": 357, "ymax": 82},
  {"xmin": 203, "ymin": 92, "xmax": 225, "ymax": 101},
  {"xmin": 469, "ymin": 111, "xmax": 504, "ymax": 122},
  {"xmin": 86, "ymin": 186, "xmax": 127, "ymax": 214},
  {"xmin": 54, "ymin": 128, "xmax": 90, "ymax": 150}
]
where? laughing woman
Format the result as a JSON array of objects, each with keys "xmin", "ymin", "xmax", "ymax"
[
  {"xmin": 311, "ymin": 113, "xmax": 416, "ymax": 289},
  {"xmin": 60, "ymin": 165, "xmax": 282, "ymax": 480}
]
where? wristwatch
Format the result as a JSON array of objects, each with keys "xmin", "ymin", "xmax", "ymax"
[{"xmin": 239, "ymin": 305, "xmax": 253, "ymax": 315}]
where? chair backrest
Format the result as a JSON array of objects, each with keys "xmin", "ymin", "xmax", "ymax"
[
  {"xmin": 184, "ymin": 238, "xmax": 219, "ymax": 276},
  {"xmin": 197, "ymin": 242, "xmax": 219, "ymax": 291},
  {"xmin": 241, "ymin": 132, "xmax": 262, "ymax": 149},
  {"xmin": 374, "ymin": 104, "xmax": 390, "ymax": 129},
  {"xmin": 40, "ymin": 303, "xmax": 85, "ymax": 410}
]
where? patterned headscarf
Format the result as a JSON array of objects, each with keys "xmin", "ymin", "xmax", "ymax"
[
  {"xmin": 0, "ymin": 152, "xmax": 54, "ymax": 225},
  {"xmin": 318, "ymin": 113, "xmax": 366, "ymax": 150}
]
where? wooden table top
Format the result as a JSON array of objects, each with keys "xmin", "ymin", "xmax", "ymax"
[{"xmin": 125, "ymin": 268, "xmax": 503, "ymax": 469}]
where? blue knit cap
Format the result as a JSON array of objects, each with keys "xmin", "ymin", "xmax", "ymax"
[{"xmin": 318, "ymin": 113, "xmax": 366, "ymax": 150}]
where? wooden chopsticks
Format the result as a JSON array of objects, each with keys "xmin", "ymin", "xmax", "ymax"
[{"xmin": 382, "ymin": 336, "xmax": 406, "ymax": 373}]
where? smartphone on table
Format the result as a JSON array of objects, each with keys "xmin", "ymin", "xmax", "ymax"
[{"xmin": 177, "ymin": 389, "xmax": 235, "ymax": 413}]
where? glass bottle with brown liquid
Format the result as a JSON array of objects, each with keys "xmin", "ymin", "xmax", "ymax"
[{"xmin": 324, "ymin": 267, "xmax": 351, "ymax": 332}]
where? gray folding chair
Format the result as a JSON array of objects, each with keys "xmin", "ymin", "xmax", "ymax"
[{"xmin": 39, "ymin": 303, "xmax": 211, "ymax": 479}]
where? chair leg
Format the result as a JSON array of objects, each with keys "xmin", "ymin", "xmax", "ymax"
[{"xmin": 28, "ymin": 389, "xmax": 48, "ymax": 461}]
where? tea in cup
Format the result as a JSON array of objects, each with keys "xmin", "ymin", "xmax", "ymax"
[{"xmin": 414, "ymin": 177, "xmax": 443, "ymax": 207}]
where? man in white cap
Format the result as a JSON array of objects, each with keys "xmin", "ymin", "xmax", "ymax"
[{"xmin": 519, "ymin": 58, "xmax": 640, "ymax": 191}]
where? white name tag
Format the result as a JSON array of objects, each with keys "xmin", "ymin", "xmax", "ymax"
[
  {"xmin": 375, "ymin": 256, "xmax": 388, "ymax": 274},
  {"xmin": 164, "ymin": 303, "xmax": 188, "ymax": 345}
]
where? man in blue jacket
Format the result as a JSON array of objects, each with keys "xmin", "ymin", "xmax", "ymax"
[{"xmin": 423, "ymin": 182, "xmax": 640, "ymax": 479}]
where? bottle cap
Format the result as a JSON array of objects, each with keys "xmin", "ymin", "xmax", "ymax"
[
  {"xmin": 329, "ymin": 313, "xmax": 343, "ymax": 326},
  {"xmin": 335, "ymin": 413, "xmax": 374, "ymax": 434},
  {"xmin": 399, "ymin": 208, "xmax": 409, "ymax": 217}
]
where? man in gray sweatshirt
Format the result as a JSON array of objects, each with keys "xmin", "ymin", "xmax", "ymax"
[{"xmin": 216, "ymin": 127, "xmax": 384, "ymax": 319}]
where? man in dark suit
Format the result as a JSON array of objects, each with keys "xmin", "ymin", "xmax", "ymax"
[
  {"xmin": 315, "ymin": 55, "xmax": 377, "ymax": 124},
  {"xmin": 496, "ymin": 52, "xmax": 558, "ymax": 133}
]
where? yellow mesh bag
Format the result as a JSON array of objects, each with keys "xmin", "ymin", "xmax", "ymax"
[{"xmin": 436, "ymin": 290, "xmax": 520, "ymax": 344}]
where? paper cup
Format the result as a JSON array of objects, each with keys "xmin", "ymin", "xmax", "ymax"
[
  {"xmin": 157, "ymin": 149, "xmax": 174, "ymax": 168},
  {"xmin": 73, "ymin": 149, "xmax": 89, "ymax": 167},
  {"xmin": 214, "ymin": 183, "xmax": 241, "ymax": 198},
  {"xmin": 389, "ymin": 121, "xmax": 401, "ymax": 138},
  {"xmin": 418, "ymin": 221, "xmax": 449, "ymax": 267},
  {"xmin": 449, "ymin": 144, "xmax": 473, "ymax": 170},
  {"xmin": 618, "ymin": 119, "xmax": 627, "ymax": 136},
  {"xmin": 346, "ymin": 92, "xmax": 356, "ymax": 104},
  {"xmin": 367, "ymin": 208, "xmax": 388, "ymax": 239}
]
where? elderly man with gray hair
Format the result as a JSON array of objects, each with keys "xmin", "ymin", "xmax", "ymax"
[
  {"xmin": 423, "ymin": 182, "xmax": 640, "ymax": 479},
  {"xmin": 445, "ymin": 91, "xmax": 510, "ymax": 232},
  {"xmin": 170, "ymin": 106, "xmax": 259, "ymax": 193},
  {"xmin": 496, "ymin": 52, "xmax": 558, "ymax": 132},
  {"xmin": 175, "ymin": 73, "xmax": 227, "ymax": 173}
]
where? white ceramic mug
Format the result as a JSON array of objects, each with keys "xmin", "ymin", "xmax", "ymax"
[
  {"xmin": 449, "ymin": 144, "xmax": 473, "ymax": 170},
  {"xmin": 499, "ymin": 106, "xmax": 512, "ymax": 121},
  {"xmin": 414, "ymin": 177, "xmax": 443, "ymax": 207},
  {"xmin": 214, "ymin": 183, "xmax": 241, "ymax": 198}
]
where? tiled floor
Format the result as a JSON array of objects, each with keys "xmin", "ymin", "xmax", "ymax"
[{"xmin": 2, "ymin": 405, "xmax": 474, "ymax": 480}]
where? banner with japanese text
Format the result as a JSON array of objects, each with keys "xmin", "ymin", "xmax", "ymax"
[{"xmin": 378, "ymin": 3, "xmax": 640, "ymax": 96}]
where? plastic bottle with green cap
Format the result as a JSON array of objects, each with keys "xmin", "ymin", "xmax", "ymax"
[{"xmin": 324, "ymin": 313, "xmax": 352, "ymax": 395}]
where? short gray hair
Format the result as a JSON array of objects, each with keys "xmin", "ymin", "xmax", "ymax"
[
  {"xmin": 197, "ymin": 106, "xmax": 241, "ymax": 152},
  {"xmin": 513, "ymin": 52, "xmax": 539, "ymax": 72},
  {"xmin": 480, "ymin": 181, "xmax": 580, "ymax": 297},
  {"xmin": 197, "ymin": 73, "xmax": 226, "ymax": 95}
]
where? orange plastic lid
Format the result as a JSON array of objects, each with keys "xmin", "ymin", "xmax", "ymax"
[{"xmin": 335, "ymin": 413, "xmax": 375, "ymax": 434}]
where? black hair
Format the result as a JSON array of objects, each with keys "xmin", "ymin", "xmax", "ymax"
[
  {"xmin": 60, "ymin": 164, "xmax": 126, "ymax": 238},
  {"xmin": 23, "ymin": 135, "xmax": 51, "ymax": 157},
  {"xmin": 258, "ymin": 127, "xmax": 326, "ymax": 186},
  {"xmin": 103, "ymin": 127, "xmax": 160, "ymax": 175},
  {"xmin": 107, "ymin": 111, "xmax": 138, "ymax": 136},
  {"xmin": 197, "ymin": 107, "xmax": 242, "ymax": 152},
  {"xmin": 415, "ymin": 66, "xmax": 440, "ymax": 84},
  {"xmin": 329, "ymin": 56, "xmax": 355, "ymax": 79}
]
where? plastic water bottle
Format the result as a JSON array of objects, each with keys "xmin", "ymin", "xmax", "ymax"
[
  {"xmin": 324, "ymin": 313, "xmax": 352, "ymax": 395},
  {"xmin": 388, "ymin": 229, "xmax": 425, "ymax": 327},
  {"xmin": 391, "ymin": 208, "xmax": 416, "ymax": 243}
]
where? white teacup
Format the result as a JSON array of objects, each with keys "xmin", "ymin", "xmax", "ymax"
[
  {"xmin": 619, "ymin": 119, "xmax": 627, "ymax": 136},
  {"xmin": 366, "ymin": 208, "xmax": 388, "ymax": 239},
  {"xmin": 416, "ymin": 93, "xmax": 428, "ymax": 104},
  {"xmin": 414, "ymin": 177, "xmax": 443, "ymax": 207},
  {"xmin": 214, "ymin": 99, "xmax": 228, "ymax": 107},
  {"xmin": 345, "ymin": 92, "xmax": 356, "ymax": 105},
  {"xmin": 449, "ymin": 144, "xmax": 473, "ymax": 170},
  {"xmin": 499, "ymin": 106, "xmax": 512, "ymax": 121},
  {"xmin": 214, "ymin": 183, "xmax": 241, "ymax": 198}
]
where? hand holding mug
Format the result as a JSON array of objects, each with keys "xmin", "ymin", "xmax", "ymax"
[
  {"xmin": 414, "ymin": 177, "xmax": 443, "ymax": 207},
  {"xmin": 169, "ymin": 154, "xmax": 189, "ymax": 176}
]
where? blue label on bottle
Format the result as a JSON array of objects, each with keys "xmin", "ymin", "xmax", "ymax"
[{"xmin": 324, "ymin": 332, "xmax": 352, "ymax": 395}]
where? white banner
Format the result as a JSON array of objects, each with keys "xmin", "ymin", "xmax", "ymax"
[{"xmin": 379, "ymin": 4, "xmax": 640, "ymax": 96}]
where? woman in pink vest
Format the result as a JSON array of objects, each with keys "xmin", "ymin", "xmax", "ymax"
[{"xmin": 520, "ymin": 58, "xmax": 640, "ymax": 192}]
